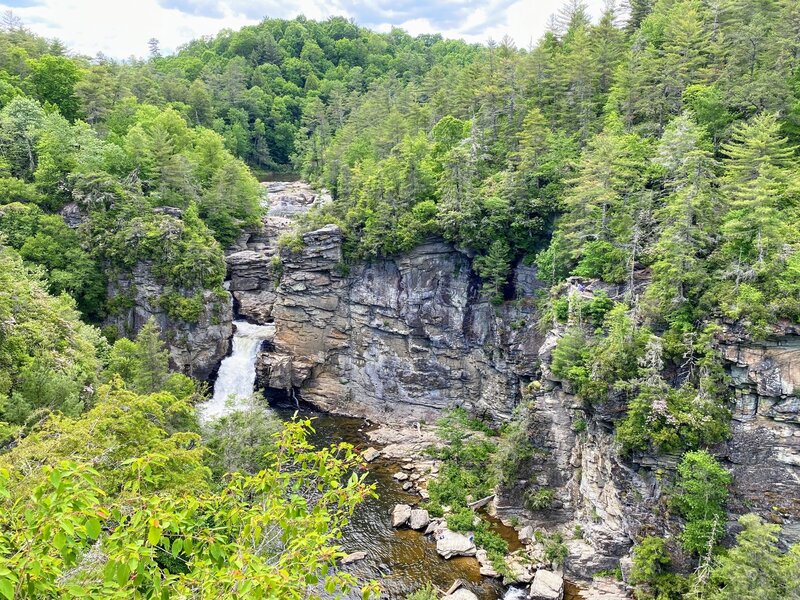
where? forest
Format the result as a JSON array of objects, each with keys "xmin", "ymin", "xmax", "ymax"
[{"xmin": 0, "ymin": 0, "xmax": 799, "ymax": 597}]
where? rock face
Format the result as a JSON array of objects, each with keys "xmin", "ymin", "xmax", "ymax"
[
  {"xmin": 717, "ymin": 323, "xmax": 800, "ymax": 524},
  {"xmin": 229, "ymin": 222, "xmax": 543, "ymax": 423},
  {"xmin": 106, "ymin": 261, "xmax": 232, "ymax": 379}
]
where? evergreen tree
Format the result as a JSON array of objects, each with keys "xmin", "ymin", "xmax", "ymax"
[
  {"xmin": 716, "ymin": 113, "xmax": 798, "ymax": 315},
  {"xmin": 131, "ymin": 318, "xmax": 170, "ymax": 394},
  {"xmin": 646, "ymin": 114, "xmax": 719, "ymax": 320}
]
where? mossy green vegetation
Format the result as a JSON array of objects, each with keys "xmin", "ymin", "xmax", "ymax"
[{"xmin": 0, "ymin": 270, "xmax": 378, "ymax": 598}]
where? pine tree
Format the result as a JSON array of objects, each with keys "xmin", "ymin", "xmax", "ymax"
[
  {"xmin": 132, "ymin": 318, "xmax": 170, "ymax": 394},
  {"xmin": 559, "ymin": 117, "xmax": 650, "ymax": 278},
  {"xmin": 647, "ymin": 114, "xmax": 719, "ymax": 319},
  {"xmin": 718, "ymin": 113, "xmax": 796, "ymax": 283}
]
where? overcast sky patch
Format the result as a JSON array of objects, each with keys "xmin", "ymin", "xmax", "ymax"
[{"xmin": 0, "ymin": 0, "xmax": 606, "ymax": 58}]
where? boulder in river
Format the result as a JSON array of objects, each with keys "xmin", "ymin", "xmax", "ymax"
[
  {"xmin": 341, "ymin": 551, "xmax": 367, "ymax": 564},
  {"xmin": 362, "ymin": 447, "xmax": 381, "ymax": 462},
  {"xmin": 424, "ymin": 517, "xmax": 446, "ymax": 536},
  {"xmin": 393, "ymin": 471, "xmax": 409, "ymax": 481},
  {"xmin": 529, "ymin": 569, "xmax": 564, "ymax": 600},
  {"xmin": 391, "ymin": 504, "xmax": 412, "ymax": 527},
  {"xmin": 408, "ymin": 509, "xmax": 430, "ymax": 530},
  {"xmin": 436, "ymin": 529, "xmax": 477, "ymax": 559}
]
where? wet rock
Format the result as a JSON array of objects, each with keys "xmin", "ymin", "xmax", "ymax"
[
  {"xmin": 519, "ymin": 525, "xmax": 535, "ymax": 544},
  {"xmin": 476, "ymin": 548, "xmax": 500, "ymax": 578},
  {"xmin": 529, "ymin": 569, "xmax": 564, "ymax": 600},
  {"xmin": 409, "ymin": 509, "xmax": 430, "ymax": 530},
  {"xmin": 362, "ymin": 447, "xmax": 381, "ymax": 462},
  {"xmin": 436, "ymin": 529, "xmax": 477, "ymax": 559},
  {"xmin": 391, "ymin": 504, "xmax": 412, "ymax": 528},
  {"xmin": 393, "ymin": 471, "xmax": 409, "ymax": 481},
  {"xmin": 402, "ymin": 481, "xmax": 413, "ymax": 491},
  {"xmin": 341, "ymin": 551, "xmax": 367, "ymax": 564}
]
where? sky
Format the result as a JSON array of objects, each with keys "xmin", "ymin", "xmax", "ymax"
[{"xmin": 0, "ymin": 0, "xmax": 608, "ymax": 59}]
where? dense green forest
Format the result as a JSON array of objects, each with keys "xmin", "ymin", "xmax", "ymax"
[{"xmin": 1, "ymin": 0, "xmax": 800, "ymax": 597}]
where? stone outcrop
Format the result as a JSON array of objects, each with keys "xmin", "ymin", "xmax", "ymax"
[
  {"xmin": 229, "ymin": 223, "xmax": 543, "ymax": 423},
  {"xmin": 106, "ymin": 261, "xmax": 232, "ymax": 379}
]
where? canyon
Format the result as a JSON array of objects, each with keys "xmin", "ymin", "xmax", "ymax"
[{"xmin": 115, "ymin": 182, "xmax": 800, "ymax": 587}]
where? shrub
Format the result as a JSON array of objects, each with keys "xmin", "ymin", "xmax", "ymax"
[
  {"xmin": 407, "ymin": 584, "xmax": 438, "ymax": 600},
  {"xmin": 544, "ymin": 533, "xmax": 569, "ymax": 566},
  {"xmin": 672, "ymin": 450, "xmax": 731, "ymax": 555},
  {"xmin": 630, "ymin": 537, "xmax": 687, "ymax": 600},
  {"xmin": 525, "ymin": 488, "xmax": 555, "ymax": 511},
  {"xmin": 278, "ymin": 231, "xmax": 304, "ymax": 252}
]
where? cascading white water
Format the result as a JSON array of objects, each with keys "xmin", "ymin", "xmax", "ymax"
[{"xmin": 200, "ymin": 320, "xmax": 275, "ymax": 419}]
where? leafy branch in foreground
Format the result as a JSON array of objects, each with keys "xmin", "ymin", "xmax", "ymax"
[{"xmin": 0, "ymin": 418, "xmax": 379, "ymax": 599}]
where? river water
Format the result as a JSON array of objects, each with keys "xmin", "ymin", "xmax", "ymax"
[{"xmin": 201, "ymin": 321, "xmax": 581, "ymax": 599}]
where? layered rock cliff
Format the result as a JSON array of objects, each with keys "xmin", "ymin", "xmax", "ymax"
[
  {"xmin": 106, "ymin": 261, "xmax": 233, "ymax": 380},
  {"xmin": 229, "ymin": 223, "xmax": 544, "ymax": 423},
  {"xmin": 224, "ymin": 183, "xmax": 800, "ymax": 580}
]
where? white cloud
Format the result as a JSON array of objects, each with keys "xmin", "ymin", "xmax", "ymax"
[
  {"xmin": 395, "ymin": 0, "xmax": 607, "ymax": 48},
  {"xmin": 0, "ymin": 0, "xmax": 608, "ymax": 59},
  {"xmin": 0, "ymin": 0, "xmax": 258, "ymax": 57}
]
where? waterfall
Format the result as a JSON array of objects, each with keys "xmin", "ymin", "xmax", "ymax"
[{"xmin": 201, "ymin": 320, "xmax": 275, "ymax": 420}]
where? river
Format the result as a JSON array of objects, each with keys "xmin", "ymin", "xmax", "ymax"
[{"xmin": 200, "ymin": 320, "xmax": 580, "ymax": 599}]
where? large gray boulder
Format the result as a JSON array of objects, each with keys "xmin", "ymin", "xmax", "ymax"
[
  {"xmin": 436, "ymin": 529, "xmax": 477, "ymax": 559},
  {"xmin": 529, "ymin": 569, "xmax": 564, "ymax": 600},
  {"xmin": 391, "ymin": 504, "xmax": 412, "ymax": 528},
  {"xmin": 408, "ymin": 509, "xmax": 430, "ymax": 530}
]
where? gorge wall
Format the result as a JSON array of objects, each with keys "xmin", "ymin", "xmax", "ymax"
[
  {"xmin": 106, "ymin": 262, "xmax": 233, "ymax": 380},
  {"xmin": 221, "ymin": 184, "xmax": 800, "ymax": 580},
  {"xmin": 228, "ymin": 223, "xmax": 544, "ymax": 424}
]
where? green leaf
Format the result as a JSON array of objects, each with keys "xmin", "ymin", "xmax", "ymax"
[
  {"xmin": 0, "ymin": 578, "xmax": 14, "ymax": 600},
  {"xmin": 85, "ymin": 517, "xmax": 101, "ymax": 540},
  {"xmin": 147, "ymin": 525, "xmax": 162, "ymax": 546},
  {"xmin": 53, "ymin": 531, "xmax": 67, "ymax": 550},
  {"xmin": 171, "ymin": 538, "xmax": 183, "ymax": 555}
]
